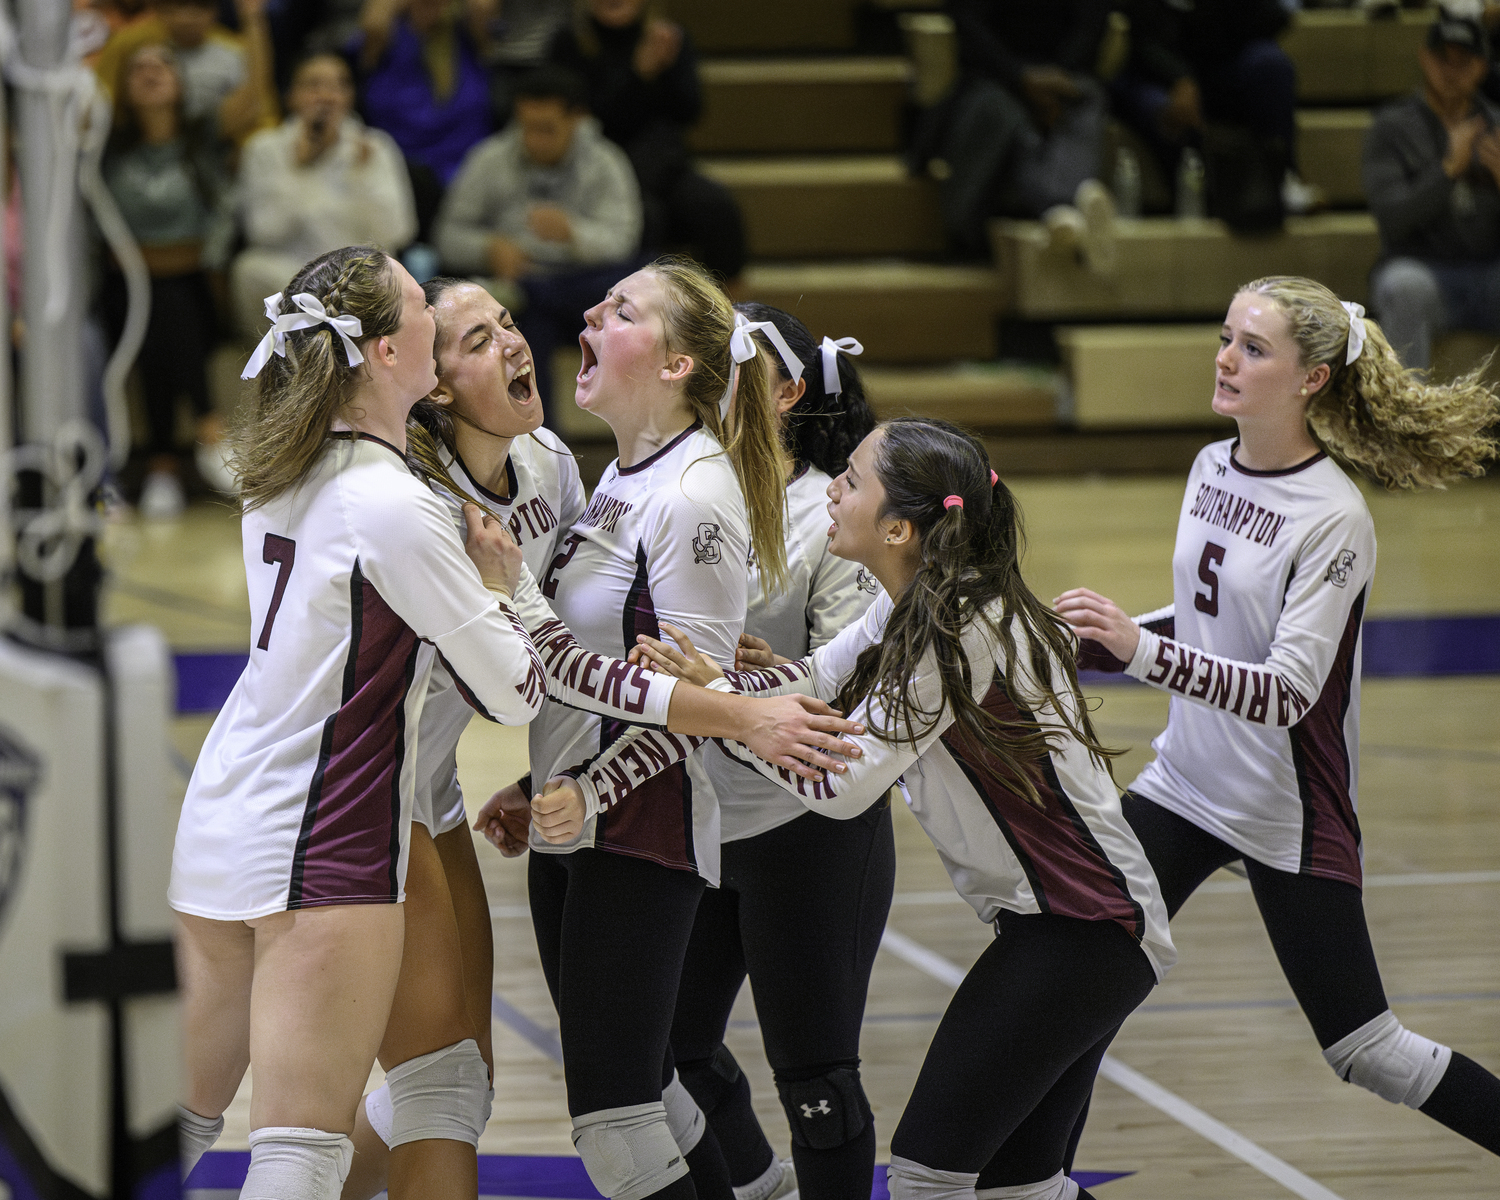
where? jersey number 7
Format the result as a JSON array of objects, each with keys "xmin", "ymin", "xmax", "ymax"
[{"xmin": 257, "ymin": 533, "xmax": 297, "ymax": 650}]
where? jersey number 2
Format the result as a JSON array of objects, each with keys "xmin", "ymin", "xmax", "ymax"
[
  {"xmin": 1194, "ymin": 542, "xmax": 1225, "ymax": 618},
  {"xmin": 257, "ymin": 534, "xmax": 296, "ymax": 650},
  {"xmin": 542, "ymin": 533, "xmax": 584, "ymax": 599}
]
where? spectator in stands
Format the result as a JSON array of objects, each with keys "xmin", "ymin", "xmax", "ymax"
[
  {"xmin": 1109, "ymin": 0, "xmax": 1321, "ymax": 217},
  {"xmin": 550, "ymin": 0, "xmax": 747, "ymax": 285},
  {"xmin": 94, "ymin": 0, "xmax": 277, "ymax": 145},
  {"xmin": 101, "ymin": 41, "xmax": 235, "ymax": 518},
  {"xmin": 230, "ymin": 53, "xmax": 418, "ymax": 340},
  {"xmin": 351, "ymin": 0, "xmax": 497, "ymax": 193},
  {"xmin": 435, "ymin": 65, "xmax": 642, "ymax": 421},
  {"xmin": 1365, "ymin": 13, "xmax": 1500, "ymax": 370}
]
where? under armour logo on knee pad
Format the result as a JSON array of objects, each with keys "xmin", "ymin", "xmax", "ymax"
[{"xmin": 799, "ymin": 1100, "xmax": 831, "ymax": 1119}]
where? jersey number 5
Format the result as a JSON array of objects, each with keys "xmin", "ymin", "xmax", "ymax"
[
  {"xmin": 257, "ymin": 533, "xmax": 296, "ymax": 650},
  {"xmin": 1194, "ymin": 542, "xmax": 1225, "ymax": 618}
]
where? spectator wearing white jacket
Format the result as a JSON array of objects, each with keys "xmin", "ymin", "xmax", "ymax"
[
  {"xmin": 435, "ymin": 66, "xmax": 642, "ymax": 420},
  {"xmin": 230, "ymin": 53, "xmax": 417, "ymax": 339}
]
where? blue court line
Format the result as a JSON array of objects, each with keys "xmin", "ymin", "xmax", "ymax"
[
  {"xmin": 492, "ymin": 992, "xmax": 563, "ymax": 1062},
  {"xmin": 171, "ymin": 613, "xmax": 1500, "ymax": 713},
  {"xmin": 184, "ymin": 1152, "xmax": 1130, "ymax": 1196}
]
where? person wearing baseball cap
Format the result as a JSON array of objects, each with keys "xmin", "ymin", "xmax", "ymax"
[{"xmin": 1362, "ymin": 8, "xmax": 1500, "ymax": 370}]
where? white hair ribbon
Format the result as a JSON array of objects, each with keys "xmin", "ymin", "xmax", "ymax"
[
  {"xmin": 721, "ymin": 311, "xmax": 806, "ymax": 420},
  {"xmin": 241, "ymin": 291, "xmax": 366, "ymax": 380},
  {"xmin": 1341, "ymin": 301, "xmax": 1367, "ymax": 366},
  {"xmin": 820, "ymin": 335, "xmax": 863, "ymax": 395}
]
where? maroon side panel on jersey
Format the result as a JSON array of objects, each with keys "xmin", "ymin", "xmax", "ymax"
[
  {"xmin": 596, "ymin": 545, "xmax": 696, "ymax": 872},
  {"xmin": 1290, "ymin": 588, "xmax": 1365, "ymax": 887},
  {"xmin": 289, "ymin": 566, "xmax": 420, "ymax": 907},
  {"xmin": 944, "ymin": 683, "xmax": 1146, "ymax": 941}
]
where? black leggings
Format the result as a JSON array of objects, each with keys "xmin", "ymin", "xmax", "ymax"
[
  {"xmin": 529, "ymin": 848, "xmax": 735, "ymax": 1200},
  {"xmin": 1121, "ymin": 790, "xmax": 1500, "ymax": 1154},
  {"xmin": 670, "ymin": 803, "xmax": 896, "ymax": 1200},
  {"xmin": 889, "ymin": 910, "xmax": 1157, "ymax": 1187}
]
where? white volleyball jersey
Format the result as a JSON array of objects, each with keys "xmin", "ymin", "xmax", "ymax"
[
  {"xmin": 1123, "ymin": 440, "xmax": 1376, "ymax": 884},
  {"xmin": 169, "ymin": 434, "xmax": 547, "ymax": 921},
  {"xmin": 530, "ymin": 422, "xmax": 750, "ymax": 883},
  {"xmin": 708, "ymin": 465, "xmax": 877, "ymax": 842},
  {"xmin": 415, "ymin": 429, "xmax": 587, "ymax": 834},
  {"xmin": 680, "ymin": 593, "xmax": 1175, "ymax": 980}
]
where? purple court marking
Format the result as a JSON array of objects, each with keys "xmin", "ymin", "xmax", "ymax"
[
  {"xmin": 173, "ymin": 616, "xmax": 1500, "ymax": 713},
  {"xmin": 0, "ymin": 1137, "xmax": 45, "ymax": 1200},
  {"xmin": 187, "ymin": 1152, "xmax": 1129, "ymax": 1196}
]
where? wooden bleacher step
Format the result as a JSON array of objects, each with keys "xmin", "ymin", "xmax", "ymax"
[
  {"xmin": 672, "ymin": 0, "xmax": 862, "ymax": 54},
  {"xmin": 700, "ymin": 156, "xmax": 941, "ymax": 258},
  {"xmin": 692, "ymin": 58, "xmax": 910, "ymax": 155},
  {"xmin": 991, "ymin": 213, "xmax": 1380, "ymax": 321},
  {"xmin": 1056, "ymin": 324, "xmax": 1231, "ymax": 429},
  {"xmin": 1297, "ymin": 109, "xmax": 1372, "ymax": 209},
  {"xmin": 1283, "ymin": 9, "xmax": 1426, "ymax": 104},
  {"xmin": 742, "ymin": 261, "xmax": 1005, "ymax": 363},
  {"xmin": 862, "ymin": 364, "xmax": 1058, "ymax": 428}
]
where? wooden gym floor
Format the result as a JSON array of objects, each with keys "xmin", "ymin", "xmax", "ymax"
[{"xmin": 114, "ymin": 468, "xmax": 1500, "ymax": 1200}]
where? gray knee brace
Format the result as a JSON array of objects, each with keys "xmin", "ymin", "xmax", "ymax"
[
  {"xmin": 384, "ymin": 1037, "xmax": 492, "ymax": 1148},
  {"xmin": 1322, "ymin": 1010, "xmax": 1452, "ymax": 1109},
  {"xmin": 887, "ymin": 1156, "xmax": 979, "ymax": 1200},
  {"xmin": 976, "ymin": 1172, "xmax": 1079, "ymax": 1200},
  {"xmin": 177, "ymin": 1105, "xmax": 224, "ymax": 1177},
  {"xmin": 661, "ymin": 1070, "xmax": 707, "ymax": 1153},
  {"xmin": 572, "ymin": 1103, "xmax": 689, "ymax": 1200},
  {"xmin": 776, "ymin": 1066, "xmax": 871, "ymax": 1151}
]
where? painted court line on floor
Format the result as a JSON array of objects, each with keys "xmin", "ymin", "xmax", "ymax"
[{"xmin": 877, "ymin": 928, "xmax": 1348, "ymax": 1200}]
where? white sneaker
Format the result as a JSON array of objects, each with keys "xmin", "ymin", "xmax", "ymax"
[
  {"xmin": 139, "ymin": 471, "xmax": 185, "ymax": 521},
  {"xmin": 1075, "ymin": 178, "xmax": 1118, "ymax": 275},
  {"xmin": 1282, "ymin": 170, "xmax": 1325, "ymax": 217},
  {"xmin": 1041, "ymin": 204, "xmax": 1086, "ymax": 258},
  {"xmin": 195, "ymin": 439, "xmax": 238, "ymax": 494},
  {"xmin": 766, "ymin": 1160, "xmax": 798, "ymax": 1200}
]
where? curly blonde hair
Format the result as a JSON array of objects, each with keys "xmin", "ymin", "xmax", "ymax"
[{"xmin": 1240, "ymin": 275, "xmax": 1499, "ymax": 490}]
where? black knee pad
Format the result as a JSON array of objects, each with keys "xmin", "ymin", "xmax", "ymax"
[
  {"xmin": 775, "ymin": 1066, "xmax": 871, "ymax": 1151},
  {"xmin": 677, "ymin": 1045, "xmax": 745, "ymax": 1115}
]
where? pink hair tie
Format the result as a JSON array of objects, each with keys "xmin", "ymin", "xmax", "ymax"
[
  {"xmin": 943, "ymin": 495, "xmax": 964, "ymax": 510},
  {"xmin": 990, "ymin": 470, "xmax": 998, "ymax": 486}
]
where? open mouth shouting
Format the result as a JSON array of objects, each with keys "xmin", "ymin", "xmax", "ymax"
[
  {"xmin": 508, "ymin": 356, "xmax": 535, "ymax": 404},
  {"xmin": 578, "ymin": 332, "xmax": 599, "ymax": 386}
]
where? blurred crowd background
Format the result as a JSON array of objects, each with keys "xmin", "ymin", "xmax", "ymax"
[{"xmin": 24, "ymin": 0, "xmax": 1500, "ymax": 517}]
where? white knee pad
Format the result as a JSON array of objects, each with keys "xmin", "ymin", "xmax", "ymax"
[
  {"xmin": 177, "ymin": 1105, "xmax": 223, "ymax": 1177},
  {"xmin": 242, "ymin": 1127, "xmax": 353, "ymax": 1200},
  {"xmin": 364, "ymin": 1082, "xmax": 395, "ymax": 1148},
  {"xmin": 977, "ymin": 1171, "xmax": 1078, "ymax": 1200},
  {"xmin": 1322, "ymin": 1009, "xmax": 1452, "ymax": 1109},
  {"xmin": 887, "ymin": 1155, "xmax": 980, "ymax": 1200},
  {"xmin": 383, "ymin": 1037, "xmax": 491, "ymax": 1148},
  {"xmin": 662, "ymin": 1070, "xmax": 707, "ymax": 1154},
  {"xmin": 571, "ymin": 1102, "xmax": 690, "ymax": 1200}
]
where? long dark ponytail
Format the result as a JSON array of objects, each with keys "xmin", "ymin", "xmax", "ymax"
[
  {"xmin": 832, "ymin": 418, "xmax": 1115, "ymax": 807},
  {"xmin": 732, "ymin": 302, "xmax": 875, "ymax": 478}
]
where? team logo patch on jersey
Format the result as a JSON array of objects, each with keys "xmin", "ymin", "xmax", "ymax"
[
  {"xmin": 855, "ymin": 568, "xmax": 879, "ymax": 595},
  {"xmin": 1325, "ymin": 549, "xmax": 1357, "ymax": 588},
  {"xmin": 0, "ymin": 725, "xmax": 41, "ymax": 944},
  {"xmin": 693, "ymin": 522, "xmax": 724, "ymax": 565}
]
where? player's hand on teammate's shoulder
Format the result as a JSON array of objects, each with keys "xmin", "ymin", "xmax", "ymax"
[
  {"xmin": 532, "ymin": 777, "xmax": 586, "ymax": 844},
  {"xmin": 463, "ymin": 502, "xmax": 522, "ymax": 596}
]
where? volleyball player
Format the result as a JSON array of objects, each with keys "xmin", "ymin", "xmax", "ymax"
[
  {"xmin": 168, "ymin": 247, "xmax": 549, "ymax": 1200},
  {"xmin": 668, "ymin": 304, "xmax": 890, "ymax": 1200},
  {"xmin": 627, "ymin": 418, "xmax": 1176, "ymax": 1200},
  {"xmin": 1055, "ymin": 276, "xmax": 1500, "ymax": 1155},
  {"xmin": 479, "ymin": 256, "xmax": 796, "ymax": 1200},
  {"xmin": 341, "ymin": 279, "xmax": 869, "ymax": 1200}
]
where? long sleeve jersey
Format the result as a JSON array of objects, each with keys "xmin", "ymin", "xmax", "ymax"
[
  {"xmin": 170, "ymin": 434, "xmax": 546, "ymax": 921},
  {"xmin": 529, "ymin": 422, "xmax": 750, "ymax": 883},
  {"xmin": 706, "ymin": 464, "xmax": 877, "ymax": 842},
  {"xmin": 1118, "ymin": 440, "xmax": 1376, "ymax": 884}
]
